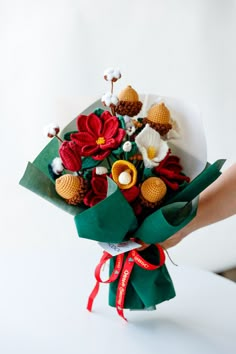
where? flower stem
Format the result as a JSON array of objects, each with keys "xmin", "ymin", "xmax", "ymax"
[{"xmin": 55, "ymin": 135, "xmax": 63, "ymax": 143}]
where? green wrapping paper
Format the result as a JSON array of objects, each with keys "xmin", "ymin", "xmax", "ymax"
[
  {"xmin": 109, "ymin": 245, "xmax": 176, "ymax": 310},
  {"xmin": 19, "ymin": 97, "xmax": 225, "ymax": 313}
]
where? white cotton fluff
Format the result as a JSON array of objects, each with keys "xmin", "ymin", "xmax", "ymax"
[
  {"xmin": 96, "ymin": 166, "xmax": 108, "ymax": 175},
  {"xmin": 51, "ymin": 157, "xmax": 64, "ymax": 175},
  {"xmin": 44, "ymin": 123, "xmax": 60, "ymax": 137},
  {"xmin": 104, "ymin": 67, "xmax": 121, "ymax": 81},
  {"xmin": 102, "ymin": 92, "xmax": 118, "ymax": 107}
]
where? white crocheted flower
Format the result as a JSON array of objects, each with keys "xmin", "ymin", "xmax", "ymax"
[{"xmin": 135, "ymin": 124, "xmax": 169, "ymax": 168}]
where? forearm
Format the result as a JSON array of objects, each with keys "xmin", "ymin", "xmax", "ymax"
[{"xmin": 160, "ymin": 163, "xmax": 236, "ymax": 249}]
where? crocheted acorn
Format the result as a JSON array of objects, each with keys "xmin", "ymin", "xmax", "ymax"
[
  {"xmin": 144, "ymin": 103, "xmax": 172, "ymax": 136},
  {"xmin": 140, "ymin": 177, "xmax": 167, "ymax": 207},
  {"xmin": 116, "ymin": 85, "xmax": 143, "ymax": 117},
  {"xmin": 55, "ymin": 174, "xmax": 88, "ymax": 205},
  {"xmin": 111, "ymin": 160, "xmax": 137, "ymax": 189}
]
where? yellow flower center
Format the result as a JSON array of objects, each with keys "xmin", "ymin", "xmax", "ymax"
[
  {"xmin": 96, "ymin": 136, "xmax": 106, "ymax": 145},
  {"xmin": 147, "ymin": 146, "xmax": 156, "ymax": 159}
]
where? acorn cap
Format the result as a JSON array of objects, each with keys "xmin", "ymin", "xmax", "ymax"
[
  {"xmin": 55, "ymin": 174, "xmax": 83, "ymax": 200},
  {"xmin": 111, "ymin": 160, "xmax": 137, "ymax": 189},
  {"xmin": 147, "ymin": 103, "xmax": 171, "ymax": 125},
  {"xmin": 118, "ymin": 85, "xmax": 139, "ymax": 102},
  {"xmin": 141, "ymin": 177, "xmax": 167, "ymax": 203}
]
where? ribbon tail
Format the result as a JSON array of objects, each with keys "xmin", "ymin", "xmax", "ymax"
[
  {"xmin": 117, "ymin": 307, "xmax": 128, "ymax": 321},
  {"xmin": 87, "ymin": 281, "xmax": 100, "ymax": 312}
]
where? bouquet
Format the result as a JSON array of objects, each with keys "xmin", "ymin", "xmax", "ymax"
[{"xmin": 20, "ymin": 68, "xmax": 224, "ymax": 321}]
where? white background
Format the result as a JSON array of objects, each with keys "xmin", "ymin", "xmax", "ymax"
[
  {"xmin": 1, "ymin": 1, "xmax": 236, "ymax": 352},
  {"xmin": 2, "ymin": 0, "xmax": 236, "ymax": 270}
]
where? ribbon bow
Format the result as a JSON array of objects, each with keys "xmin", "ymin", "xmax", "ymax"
[{"xmin": 87, "ymin": 244, "xmax": 166, "ymax": 321}]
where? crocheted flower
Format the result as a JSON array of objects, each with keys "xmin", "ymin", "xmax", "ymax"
[
  {"xmin": 59, "ymin": 140, "xmax": 82, "ymax": 172},
  {"xmin": 135, "ymin": 124, "xmax": 169, "ymax": 168},
  {"xmin": 154, "ymin": 151, "xmax": 190, "ymax": 190},
  {"xmin": 83, "ymin": 172, "xmax": 108, "ymax": 207},
  {"xmin": 71, "ymin": 111, "xmax": 125, "ymax": 161}
]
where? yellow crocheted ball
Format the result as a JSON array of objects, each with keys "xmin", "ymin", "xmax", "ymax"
[
  {"xmin": 112, "ymin": 160, "xmax": 137, "ymax": 189},
  {"xmin": 55, "ymin": 174, "xmax": 82, "ymax": 199},
  {"xmin": 118, "ymin": 85, "xmax": 139, "ymax": 102},
  {"xmin": 147, "ymin": 103, "xmax": 171, "ymax": 124},
  {"xmin": 141, "ymin": 177, "xmax": 167, "ymax": 203}
]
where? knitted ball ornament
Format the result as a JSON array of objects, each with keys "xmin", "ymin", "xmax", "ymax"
[
  {"xmin": 55, "ymin": 174, "xmax": 88, "ymax": 205},
  {"xmin": 116, "ymin": 85, "xmax": 143, "ymax": 117},
  {"xmin": 141, "ymin": 177, "xmax": 167, "ymax": 204},
  {"xmin": 144, "ymin": 103, "xmax": 172, "ymax": 136}
]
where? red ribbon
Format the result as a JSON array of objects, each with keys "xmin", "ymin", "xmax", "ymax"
[{"xmin": 87, "ymin": 244, "xmax": 166, "ymax": 321}]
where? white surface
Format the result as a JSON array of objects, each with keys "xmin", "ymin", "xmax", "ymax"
[
  {"xmin": 1, "ymin": 2, "xmax": 236, "ymax": 347},
  {"xmin": 0, "ymin": 244, "xmax": 236, "ymax": 354}
]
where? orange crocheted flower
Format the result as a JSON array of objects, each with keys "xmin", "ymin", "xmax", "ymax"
[{"xmin": 71, "ymin": 111, "xmax": 125, "ymax": 161}]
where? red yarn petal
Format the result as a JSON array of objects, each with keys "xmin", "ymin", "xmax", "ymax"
[
  {"xmin": 161, "ymin": 176, "xmax": 180, "ymax": 191},
  {"xmin": 76, "ymin": 114, "xmax": 89, "ymax": 132},
  {"xmin": 101, "ymin": 117, "xmax": 119, "ymax": 139},
  {"xmin": 81, "ymin": 144, "xmax": 100, "ymax": 156},
  {"xmin": 84, "ymin": 191, "xmax": 105, "ymax": 207},
  {"xmin": 72, "ymin": 132, "xmax": 96, "ymax": 146},
  {"xmin": 86, "ymin": 113, "xmax": 103, "ymax": 136},
  {"xmin": 91, "ymin": 176, "xmax": 108, "ymax": 196},
  {"xmin": 100, "ymin": 110, "xmax": 113, "ymax": 121},
  {"xmin": 121, "ymin": 186, "xmax": 140, "ymax": 203},
  {"xmin": 92, "ymin": 150, "xmax": 111, "ymax": 160},
  {"xmin": 114, "ymin": 128, "xmax": 126, "ymax": 145},
  {"xmin": 99, "ymin": 138, "xmax": 116, "ymax": 150},
  {"xmin": 59, "ymin": 141, "xmax": 82, "ymax": 171}
]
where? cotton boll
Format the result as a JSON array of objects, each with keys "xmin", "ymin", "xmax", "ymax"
[
  {"xmin": 44, "ymin": 123, "xmax": 60, "ymax": 138},
  {"xmin": 111, "ymin": 95, "xmax": 118, "ymax": 105},
  {"xmin": 104, "ymin": 67, "xmax": 121, "ymax": 82},
  {"xmin": 51, "ymin": 157, "xmax": 64, "ymax": 175},
  {"xmin": 113, "ymin": 68, "xmax": 121, "ymax": 79},
  {"xmin": 102, "ymin": 92, "xmax": 118, "ymax": 107}
]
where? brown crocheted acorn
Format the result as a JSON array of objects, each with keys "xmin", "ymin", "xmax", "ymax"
[
  {"xmin": 143, "ymin": 103, "xmax": 172, "ymax": 136},
  {"xmin": 55, "ymin": 174, "xmax": 88, "ymax": 205},
  {"xmin": 140, "ymin": 177, "xmax": 167, "ymax": 208},
  {"xmin": 116, "ymin": 85, "xmax": 143, "ymax": 117}
]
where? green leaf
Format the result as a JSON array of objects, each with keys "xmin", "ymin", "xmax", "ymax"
[
  {"xmin": 63, "ymin": 131, "xmax": 77, "ymax": 141},
  {"xmin": 81, "ymin": 156, "xmax": 101, "ymax": 170},
  {"xmin": 93, "ymin": 108, "xmax": 104, "ymax": 117}
]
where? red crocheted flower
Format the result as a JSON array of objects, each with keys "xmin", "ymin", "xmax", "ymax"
[
  {"xmin": 154, "ymin": 150, "xmax": 190, "ymax": 190},
  {"xmin": 59, "ymin": 140, "xmax": 82, "ymax": 172},
  {"xmin": 83, "ymin": 173, "xmax": 108, "ymax": 207},
  {"xmin": 71, "ymin": 111, "xmax": 126, "ymax": 160}
]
